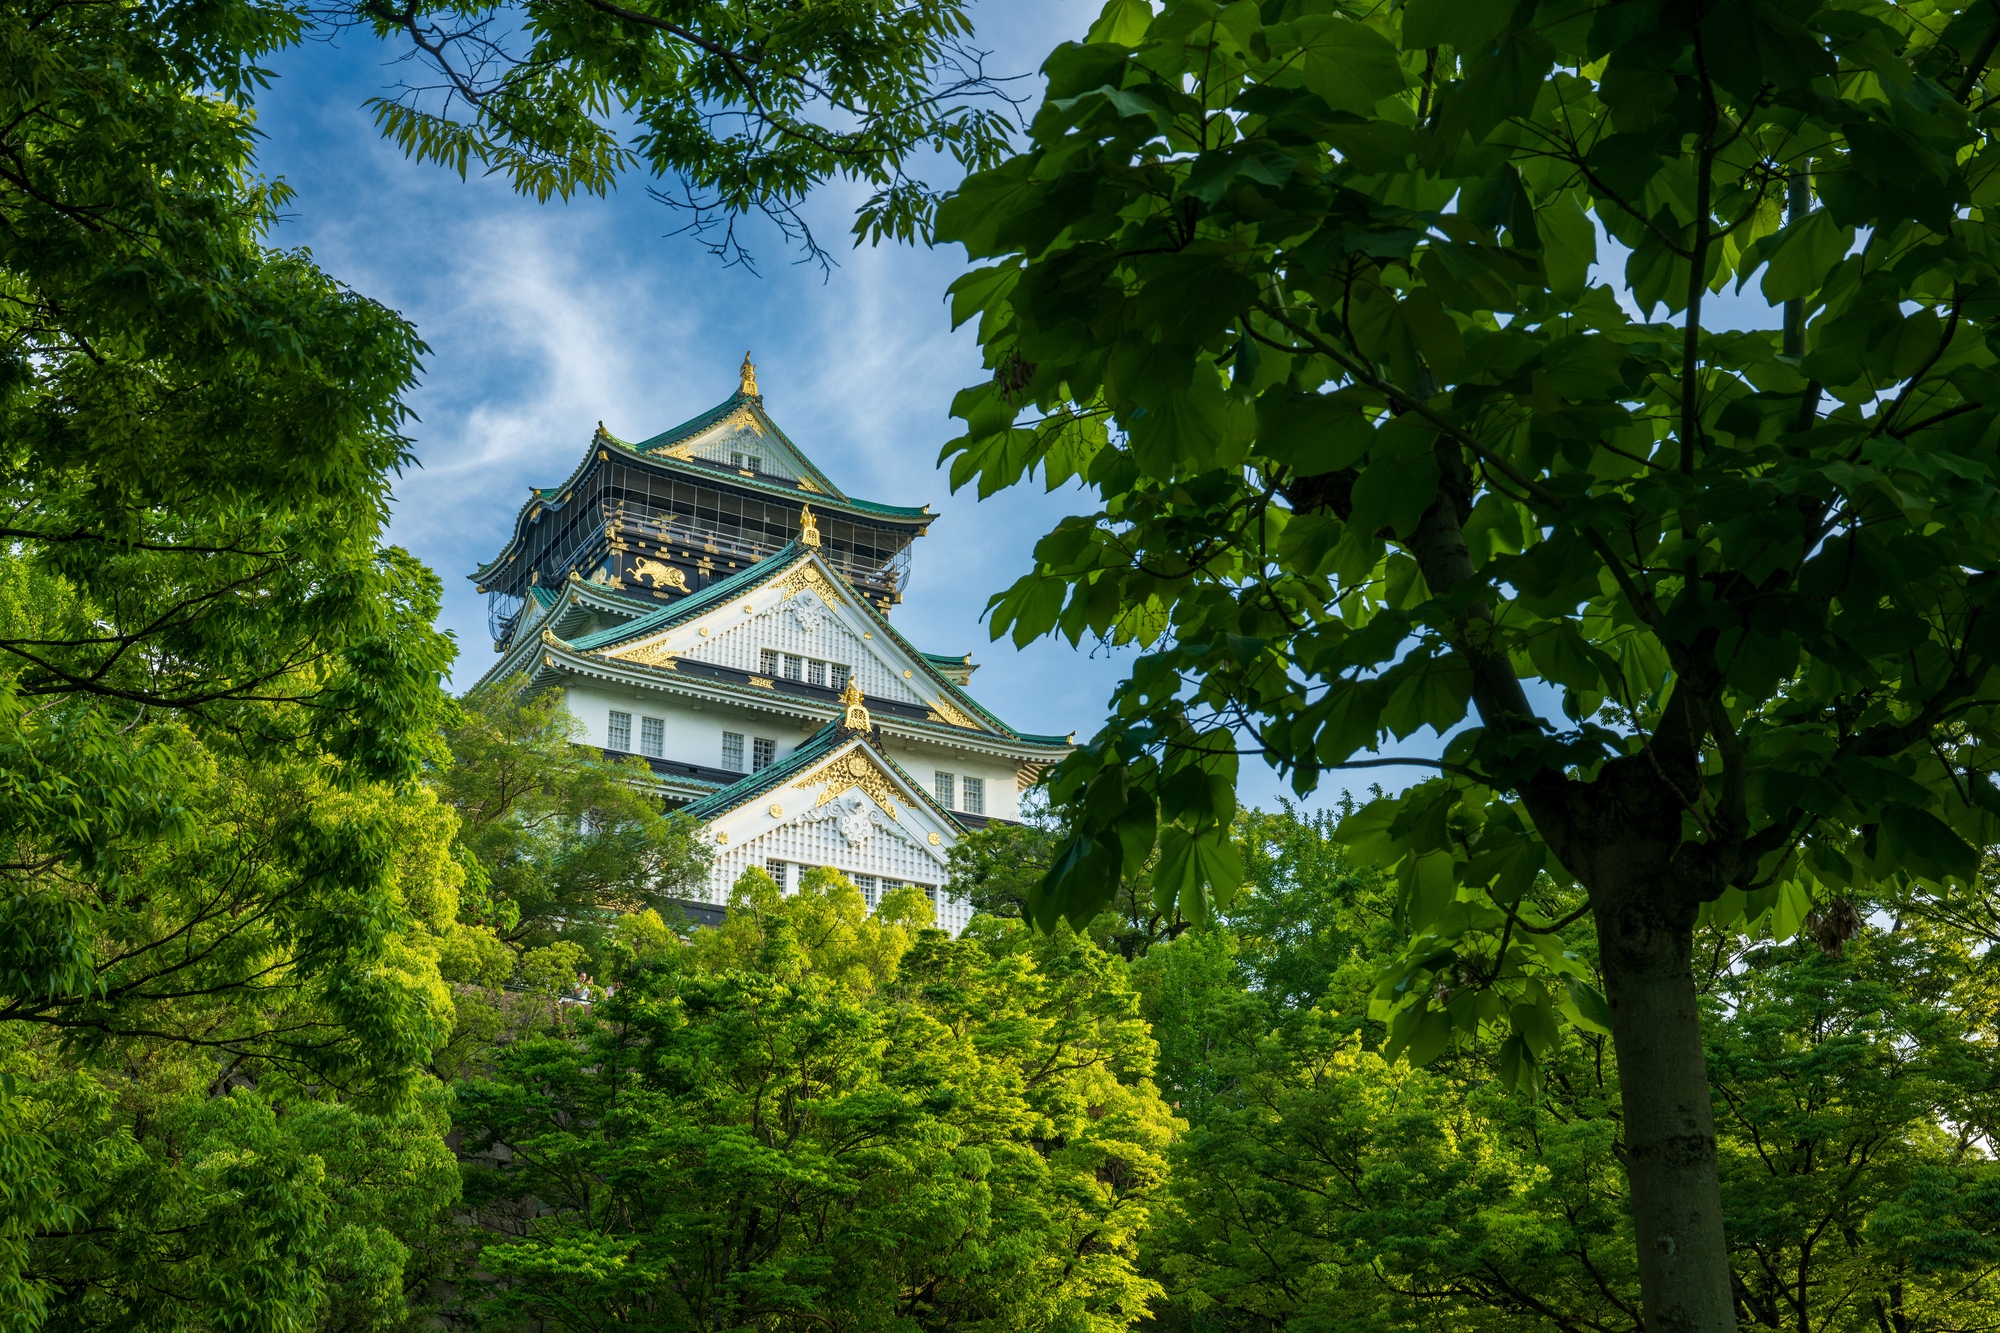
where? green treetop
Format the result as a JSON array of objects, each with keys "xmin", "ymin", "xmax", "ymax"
[{"xmin": 451, "ymin": 867, "xmax": 1178, "ymax": 1333}]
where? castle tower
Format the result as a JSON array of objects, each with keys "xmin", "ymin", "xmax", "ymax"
[{"xmin": 471, "ymin": 360, "xmax": 1072, "ymax": 931}]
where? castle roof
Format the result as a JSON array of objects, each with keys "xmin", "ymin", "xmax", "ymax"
[{"xmin": 474, "ymin": 384, "xmax": 929, "ymax": 582}]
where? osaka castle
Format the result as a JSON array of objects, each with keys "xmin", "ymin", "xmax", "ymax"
[{"xmin": 470, "ymin": 356, "xmax": 1072, "ymax": 934}]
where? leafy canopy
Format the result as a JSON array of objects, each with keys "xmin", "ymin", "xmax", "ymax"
[
  {"xmin": 452, "ymin": 867, "xmax": 1176, "ymax": 1333},
  {"xmin": 939, "ymin": 0, "xmax": 2000, "ymax": 1089},
  {"xmin": 350, "ymin": 0, "xmax": 1022, "ymax": 266}
]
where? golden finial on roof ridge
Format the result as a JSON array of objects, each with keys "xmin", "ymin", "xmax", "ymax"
[
  {"xmin": 740, "ymin": 351, "xmax": 759, "ymax": 397},
  {"xmin": 839, "ymin": 677, "xmax": 870, "ymax": 733},
  {"xmin": 799, "ymin": 503, "xmax": 820, "ymax": 548}
]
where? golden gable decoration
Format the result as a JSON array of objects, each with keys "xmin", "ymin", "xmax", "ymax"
[
  {"xmin": 926, "ymin": 696, "xmax": 977, "ymax": 729},
  {"xmin": 778, "ymin": 558, "xmax": 846, "ymax": 606},
  {"xmin": 794, "ymin": 745, "xmax": 900, "ymax": 821},
  {"xmin": 605, "ymin": 638, "xmax": 679, "ymax": 669}
]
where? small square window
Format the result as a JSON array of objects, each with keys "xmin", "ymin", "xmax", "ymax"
[
  {"xmin": 922, "ymin": 885, "xmax": 937, "ymax": 904},
  {"xmin": 753, "ymin": 737, "xmax": 775, "ymax": 770},
  {"xmin": 722, "ymin": 732, "xmax": 745, "ymax": 771},
  {"xmin": 760, "ymin": 648, "xmax": 780, "ymax": 676},
  {"xmin": 830, "ymin": 664, "xmax": 851, "ymax": 691},
  {"xmin": 962, "ymin": 776, "xmax": 985, "ymax": 815},
  {"xmin": 784, "ymin": 653, "xmax": 804, "ymax": 680},
  {"xmin": 807, "ymin": 659, "xmax": 826, "ymax": 688},
  {"xmin": 640, "ymin": 717, "xmax": 664, "ymax": 758},
  {"xmin": 747, "ymin": 455, "xmax": 763, "ymax": 473},
  {"xmin": 853, "ymin": 874, "xmax": 877, "ymax": 907},
  {"xmin": 607, "ymin": 710, "xmax": 631, "ymax": 751},
  {"xmin": 934, "ymin": 771, "xmax": 955, "ymax": 808},
  {"xmin": 765, "ymin": 859, "xmax": 788, "ymax": 890}
]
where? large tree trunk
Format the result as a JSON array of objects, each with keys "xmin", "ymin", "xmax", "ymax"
[{"xmin": 1595, "ymin": 887, "xmax": 1735, "ymax": 1333}]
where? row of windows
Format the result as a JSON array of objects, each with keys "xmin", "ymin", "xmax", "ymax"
[
  {"xmin": 722, "ymin": 731, "xmax": 777, "ymax": 773},
  {"xmin": 933, "ymin": 771, "xmax": 984, "ymax": 815},
  {"xmin": 607, "ymin": 710, "xmax": 665, "ymax": 757},
  {"xmin": 765, "ymin": 860, "xmax": 935, "ymax": 908},
  {"xmin": 759, "ymin": 649, "xmax": 850, "ymax": 690}
]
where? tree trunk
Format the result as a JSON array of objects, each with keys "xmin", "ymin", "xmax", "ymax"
[{"xmin": 1596, "ymin": 888, "xmax": 1735, "ymax": 1333}]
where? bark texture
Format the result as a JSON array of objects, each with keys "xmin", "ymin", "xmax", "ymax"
[{"xmin": 1597, "ymin": 890, "xmax": 1735, "ymax": 1333}]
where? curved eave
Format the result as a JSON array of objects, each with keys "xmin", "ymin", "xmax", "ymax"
[
  {"xmin": 523, "ymin": 636, "xmax": 1069, "ymax": 763},
  {"xmin": 682, "ymin": 724, "xmax": 965, "ymax": 833},
  {"xmin": 609, "ymin": 432, "xmax": 929, "ymax": 521},
  {"xmin": 474, "ymin": 434, "xmax": 929, "ymax": 585},
  {"xmin": 635, "ymin": 390, "xmax": 850, "ymax": 501},
  {"xmin": 565, "ymin": 546, "xmax": 1073, "ymax": 752}
]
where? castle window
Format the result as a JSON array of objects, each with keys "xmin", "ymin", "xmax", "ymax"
[
  {"xmin": 722, "ymin": 732, "xmax": 745, "ymax": 771},
  {"xmin": 753, "ymin": 737, "xmax": 775, "ymax": 770},
  {"xmin": 962, "ymin": 777, "xmax": 985, "ymax": 815},
  {"xmin": 807, "ymin": 660, "xmax": 826, "ymax": 688},
  {"xmin": 640, "ymin": 716, "xmax": 664, "ymax": 757},
  {"xmin": 607, "ymin": 710, "xmax": 631, "ymax": 751},
  {"xmin": 831, "ymin": 664, "xmax": 851, "ymax": 691},
  {"xmin": 765, "ymin": 860, "xmax": 788, "ymax": 890},
  {"xmin": 853, "ymin": 874, "xmax": 877, "ymax": 908},
  {"xmin": 760, "ymin": 648, "xmax": 780, "ymax": 676},
  {"xmin": 934, "ymin": 771, "xmax": 955, "ymax": 808},
  {"xmin": 784, "ymin": 653, "xmax": 804, "ymax": 680}
]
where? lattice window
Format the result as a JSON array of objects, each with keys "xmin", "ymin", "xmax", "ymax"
[
  {"xmin": 640, "ymin": 717, "xmax": 664, "ymax": 757},
  {"xmin": 765, "ymin": 859, "xmax": 788, "ymax": 890},
  {"xmin": 784, "ymin": 653, "xmax": 804, "ymax": 680},
  {"xmin": 607, "ymin": 711, "xmax": 631, "ymax": 751},
  {"xmin": 722, "ymin": 732, "xmax": 744, "ymax": 771},
  {"xmin": 753, "ymin": 737, "xmax": 775, "ymax": 770},
  {"xmin": 807, "ymin": 660, "xmax": 826, "ymax": 688},
  {"xmin": 962, "ymin": 777, "xmax": 985, "ymax": 815},
  {"xmin": 761, "ymin": 648, "xmax": 780, "ymax": 675},
  {"xmin": 934, "ymin": 771, "xmax": 955, "ymax": 808}
]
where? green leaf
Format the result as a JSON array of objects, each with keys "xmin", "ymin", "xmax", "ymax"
[
  {"xmin": 1565, "ymin": 980, "xmax": 1613, "ymax": 1036},
  {"xmin": 1255, "ymin": 390, "xmax": 1375, "ymax": 472},
  {"xmin": 1086, "ymin": 0, "xmax": 1155, "ymax": 44},
  {"xmin": 1759, "ymin": 208, "xmax": 1853, "ymax": 304},
  {"xmin": 1347, "ymin": 418, "xmax": 1440, "ymax": 539},
  {"xmin": 1539, "ymin": 191, "xmax": 1597, "ymax": 301},
  {"xmin": 1297, "ymin": 16, "xmax": 1407, "ymax": 114},
  {"xmin": 1402, "ymin": 0, "xmax": 1513, "ymax": 50},
  {"xmin": 1878, "ymin": 803, "xmax": 1978, "ymax": 883}
]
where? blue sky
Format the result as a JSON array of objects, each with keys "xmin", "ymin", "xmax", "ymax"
[{"xmin": 250, "ymin": 7, "xmax": 1787, "ymax": 818}]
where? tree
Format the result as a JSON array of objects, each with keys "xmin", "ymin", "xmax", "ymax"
[
  {"xmin": 0, "ymin": 2, "xmax": 461, "ymax": 1322},
  {"xmin": 345, "ymin": 0, "xmax": 1021, "ymax": 268},
  {"xmin": 437, "ymin": 673, "xmax": 711, "ymax": 953},
  {"xmin": 451, "ymin": 868, "xmax": 1177, "ymax": 1332},
  {"xmin": 1145, "ymin": 809, "xmax": 2000, "ymax": 1333},
  {"xmin": 946, "ymin": 797, "xmax": 1184, "ymax": 958},
  {"xmin": 936, "ymin": 1, "xmax": 2000, "ymax": 1325}
]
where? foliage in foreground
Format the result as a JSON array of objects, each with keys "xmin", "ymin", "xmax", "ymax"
[
  {"xmin": 0, "ymin": 0, "xmax": 460, "ymax": 1324},
  {"xmin": 1144, "ymin": 809, "xmax": 2000, "ymax": 1333},
  {"xmin": 938, "ymin": 0, "xmax": 2000, "ymax": 1323},
  {"xmin": 451, "ymin": 867, "xmax": 1177, "ymax": 1333}
]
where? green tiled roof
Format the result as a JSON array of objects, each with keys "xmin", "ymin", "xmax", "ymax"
[
  {"xmin": 680, "ymin": 722, "xmax": 845, "ymax": 822},
  {"xmin": 680, "ymin": 721, "xmax": 970, "ymax": 831},
  {"xmin": 566, "ymin": 543, "xmax": 802, "ymax": 652},
  {"xmin": 473, "ymin": 392, "xmax": 928, "ymax": 581}
]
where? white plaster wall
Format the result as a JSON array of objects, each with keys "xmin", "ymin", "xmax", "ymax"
[
  {"xmin": 707, "ymin": 812, "xmax": 971, "ymax": 935},
  {"xmin": 685, "ymin": 588, "xmax": 934, "ymax": 708},
  {"xmin": 563, "ymin": 683, "xmax": 814, "ymax": 771}
]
